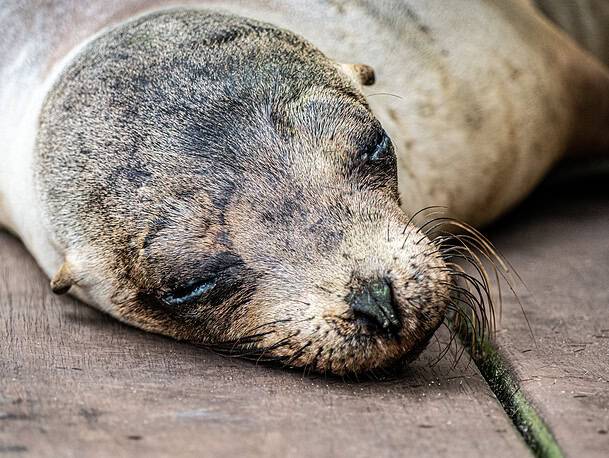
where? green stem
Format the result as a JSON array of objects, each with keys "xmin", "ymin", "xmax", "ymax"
[{"xmin": 475, "ymin": 340, "xmax": 564, "ymax": 458}]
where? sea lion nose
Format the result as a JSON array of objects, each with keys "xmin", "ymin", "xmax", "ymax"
[{"xmin": 349, "ymin": 279, "xmax": 401, "ymax": 333}]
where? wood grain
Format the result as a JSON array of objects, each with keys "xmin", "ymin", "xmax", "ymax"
[
  {"xmin": 489, "ymin": 171, "xmax": 609, "ymax": 458},
  {"xmin": 0, "ymin": 231, "xmax": 529, "ymax": 457}
]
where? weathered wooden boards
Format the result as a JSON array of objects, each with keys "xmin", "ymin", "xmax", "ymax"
[
  {"xmin": 489, "ymin": 172, "xmax": 609, "ymax": 457},
  {"xmin": 0, "ymin": 231, "xmax": 529, "ymax": 457},
  {"xmin": 3, "ymin": 170, "xmax": 607, "ymax": 457}
]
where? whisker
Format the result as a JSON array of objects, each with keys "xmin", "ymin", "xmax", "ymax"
[
  {"xmin": 365, "ymin": 92, "xmax": 404, "ymax": 99},
  {"xmin": 405, "ymin": 210, "xmax": 532, "ymax": 360}
]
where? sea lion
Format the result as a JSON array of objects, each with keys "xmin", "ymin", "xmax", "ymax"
[{"xmin": 0, "ymin": 1, "xmax": 607, "ymax": 374}]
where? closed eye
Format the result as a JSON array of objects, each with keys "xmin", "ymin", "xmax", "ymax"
[
  {"xmin": 360, "ymin": 131, "xmax": 393, "ymax": 162},
  {"xmin": 349, "ymin": 128, "xmax": 398, "ymax": 197},
  {"xmin": 369, "ymin": 133, "xmax": 391, "ymax": 161},
  {"xmin": 162, "ymin": 278, "xmax": 217, "ymax": 306}
]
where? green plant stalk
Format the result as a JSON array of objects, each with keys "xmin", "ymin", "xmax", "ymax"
[{"xmin": 475, "ymin": 339, "xmax": 564, "ymax": 458}]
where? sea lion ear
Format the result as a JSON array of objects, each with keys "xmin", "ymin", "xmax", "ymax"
[
  {"xmin": 50, "ymin": 261, "xmax": 75, "ymax": 295},
  {"xmin": 338, "ymin": 63, "xmax": 376, "ymax": 87}
]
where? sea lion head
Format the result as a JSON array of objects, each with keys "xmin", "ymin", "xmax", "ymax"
[{"xmin": 38, "ymin": 10, "xmax": 451, "ymax": 375}]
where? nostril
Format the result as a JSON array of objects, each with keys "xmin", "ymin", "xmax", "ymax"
[{"xmin": 348, "ymin": 278, "xmax": 401, "ymax": 333}]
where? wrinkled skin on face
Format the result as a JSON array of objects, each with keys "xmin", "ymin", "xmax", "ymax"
[{"xmin": 36, "ymin": 10, "xmax": 450, "ymax": 375}]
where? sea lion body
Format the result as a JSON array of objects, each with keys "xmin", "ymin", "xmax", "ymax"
[{"xmin": 0, "ymin": 1, "xmax": 608, "ymax": 374}]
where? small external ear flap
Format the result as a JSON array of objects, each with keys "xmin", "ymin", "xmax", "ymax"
[
  {"xmin": 50, "ymin": 262, "xmax": 75, "ymax": 295},
  {"xmin": 339, "ymin": 63, "xmax": 376, "ymax": 86}
]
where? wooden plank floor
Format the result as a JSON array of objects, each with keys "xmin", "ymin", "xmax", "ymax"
[
  {"xmin": 0, "ymin": 232, "xmax": 529, "ymax": 457},
  {"xmin": 4, "ymin": 170, "xmax": 608, "ymax": 457},
  {"xmin": 489, "ymin": 171, "xmax": 609, "ymax": 457}
]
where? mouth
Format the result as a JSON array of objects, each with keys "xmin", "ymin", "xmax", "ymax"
[
  {"xmin": 205, "ymin": 290, "xmax": 450, "ymax": 376},
  {"xmin": 209, "ymin": 317, "xmax": 444, "ymax": 376}
]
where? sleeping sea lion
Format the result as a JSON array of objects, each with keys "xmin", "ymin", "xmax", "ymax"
[{"xmin": 0, "ymin": 0, "xmax": 607, "ymax": 374}]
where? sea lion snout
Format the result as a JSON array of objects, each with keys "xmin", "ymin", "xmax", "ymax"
[{"xmin": 226, "ymin": 192, "xmax": 451, "ymax": 374}]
